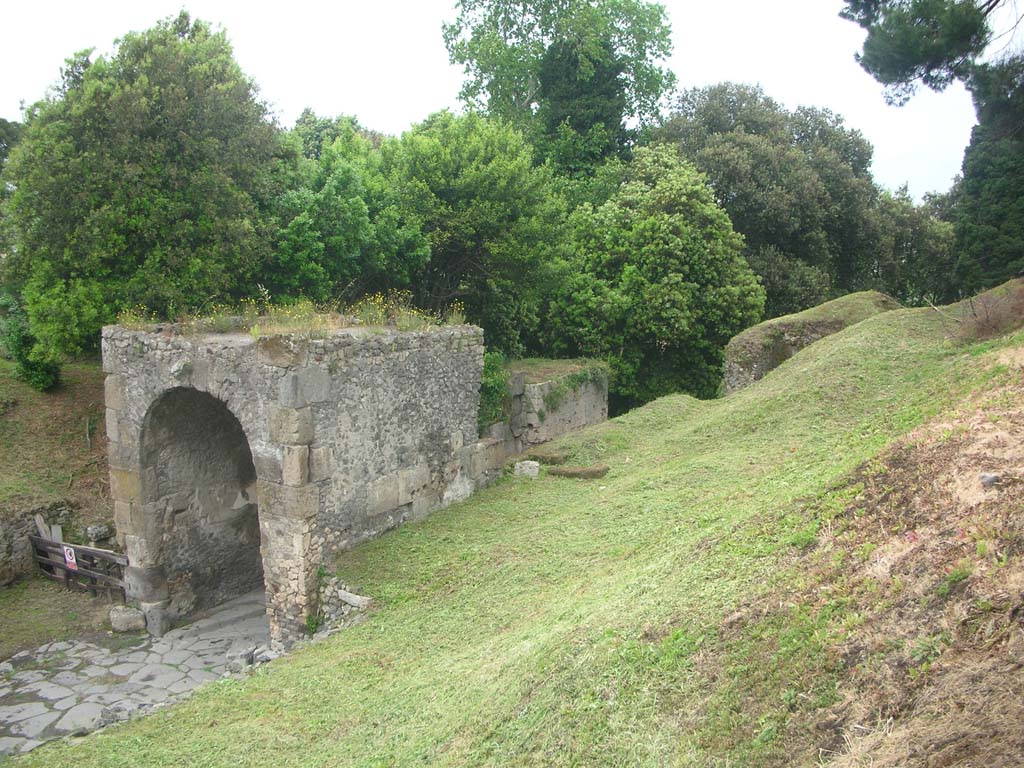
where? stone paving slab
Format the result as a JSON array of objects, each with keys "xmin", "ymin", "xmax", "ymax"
[{"xmin": 0, "ymin": 591, "xmax": 270, "ymax": 756}]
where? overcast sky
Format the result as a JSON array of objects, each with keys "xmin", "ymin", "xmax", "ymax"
[{"xmin": 0, "ymin": 0, "xmax": 991, "ymax": 200}]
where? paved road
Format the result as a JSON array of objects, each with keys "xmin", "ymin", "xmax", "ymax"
[{"xmin": 0, "ymin": 591, "xmax": 270, "ymax": 756}]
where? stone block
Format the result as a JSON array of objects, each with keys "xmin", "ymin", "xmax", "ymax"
[
  {"xmin": 113, "ymin": 501, "xmax": 131, "ymax": 537},
  {"xmin": 257, "ymin": 480, "xmax": 319, "ymax": 521},
  {"xmin": 253, "ymin": 451, "xmax": 283, "ymax": 484},
  {"xmin": 367, "ymin": 474, "xmax": 400, "ymax": 516},
  {"xmin": 507, "ymin": 371, "xmax": 526, "ymax": 397},
  {"xmin": 140, "ymin": 601, "xmax": 171, "ymax": 637},
  {"xmin": 109, "ymin": 606, "xmax": 147, "ymax": 632},
  {"xmin": 514, "ymin": 460, "xmax": 540, "ymax": 478},
  {"xmin": 309, "ymin": 447, "xmax": 332, "ymax": 482},
  {"xmin": 399, "ymin": 464, "xmax": 430, "ymax": 505},
  {"xmin": 105, "ymin": 408, "xmax": 120, "ymax": 443},
  {"xmin": 468, "ymin": 438, "xmax": 507, "ymax": 479},
  {"xmin": 282, "ymin": 446, "xmax": 309, "ymax": 487},
  {"xmin": 124, "ymin": 564, "xmax": 168, "ymax": 602},
  {"xmin": 108, "ymin": 468, "xmax": 140, "ymax": 503},
  {"xmin": 257, "ymin": 336, "xmax": 308, "ymax": 368},
  {"xmin": 269, "ymin": 406, "xmax": 314, "ymax": 445},
  {"xmin": 279, "ymin": 367, "xmax": 332, "ymax": 407},
  {"xmin": 299, "ymin": 367, "xmax": 331, "ymax": 404},
  {"xmin": 104, "ymin": 375, "xmax": 127, "ymax": 411}
]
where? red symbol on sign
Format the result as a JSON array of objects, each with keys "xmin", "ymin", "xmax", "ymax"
[{"xmin": 63, "ymin": 545, "xmax": 78, "ymax": 571}]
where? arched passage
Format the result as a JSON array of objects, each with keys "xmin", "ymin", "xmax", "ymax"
[{"xmin": 138, "ymin": 387, "xmax": 264, "ymax": 619}]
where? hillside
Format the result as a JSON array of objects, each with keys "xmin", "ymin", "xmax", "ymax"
[
  {"xmin": 722, "ymin": 290, "xmax": 902, "ymax": 393},
  {"xmin": 6, "ymin": 288, "xmax": 1024, "ymax": 767},
  {"xmin": 0, "ymin": 360, "xmax": 109, "ymax": 524}
]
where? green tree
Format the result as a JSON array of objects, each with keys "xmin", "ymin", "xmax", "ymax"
[
  {"xmin": 385, "ymin": 111, "xmax": 565, "ymax": 354},
  {"xmin": 951, "ymin": 56, "xmax": 1024, "ymax": 294},
  {"xmin": 657, "ymin": 83, "xmax": 880, "ymax": 316},
  {"xmin": 535, "ymin": 36, "xmax": 629, "ymax": 173},
  {"xmin": 870, "ymin": 187, "xmax": 957, "ymax": 303},
  {"xmin": 840, "ymin": 0, "xmax": 1008, "ymax": 104},
  {"xmin": 444, "ymin": 0, "xmax": 674, "ymax": 173},
  {"xmin": 1, "ymin": 12, "xmax": 290, "ymax": 360},
  {"xmin": 543, "ymin": 144, "xmax": 765, "ymax": 407},
  {"xmin": 0, "ymin": 118, "xmax": 20, "ymax": 167},
  {"xmin": 267, "ymin": 117, "xmax": 429, "ymax": 301},
  {"xmin": 292, "ymin": 108, "xmax": 384, "ymax": 160}
]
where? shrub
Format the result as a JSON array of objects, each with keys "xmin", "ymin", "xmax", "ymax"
[
  {"xmin": 478, "ymin": 351, "xmax": 509, "ymax": 432},
  {"xmin": 0, "ymin": 293, "xmax": 60, "ymax": 391}
]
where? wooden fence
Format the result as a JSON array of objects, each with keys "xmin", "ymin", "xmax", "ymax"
[{"xmin": 29, "ymin": 517, "xmax": 127, "ymax": 602}]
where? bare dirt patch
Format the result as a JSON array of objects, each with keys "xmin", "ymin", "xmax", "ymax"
[{"xmin": 810, "ymin": 375, "xmax": 1024, "ymax": 765}]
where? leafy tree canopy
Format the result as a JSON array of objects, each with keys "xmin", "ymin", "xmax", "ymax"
[
  {"xmin": 657, "ymin": 83, "xmax": 880, "ymax": 316},
  {"xmin": 1, "ymin": 11, "xmax": 291, "ymax": 360},
  {"xmin": 0, "ymin": 119, "xmax": 21, "ymax": 167},
  {"xmin": 444, "ymin": 0, "xmax": 674, "ymax": 174},
  {"xmin": 543, "ymin": 144, "xmax": 765, "ymax": 406},
  {"xmin": 267, "ymin": 115, "xmax": 429, "ymax": 302},
  {"xmin": 385, "ymin": 111, "xmax": 566, "ymax": 354},
  {"xmin": 840, "ymin": 0, "xmax": 1010, "ymax": 103},
  {"xmin": 950, "ymin": 55, "xmax": 1024, "ymax": 294}
]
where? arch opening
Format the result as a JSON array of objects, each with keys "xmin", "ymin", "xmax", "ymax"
[{"xmin": 139, "ymin": 387, "xmax": 264, "ymax": 619}]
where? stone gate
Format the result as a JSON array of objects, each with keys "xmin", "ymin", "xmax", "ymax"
[{"xmin": 102, "ymin": 323, "xmax": 484, "ymax": 648}]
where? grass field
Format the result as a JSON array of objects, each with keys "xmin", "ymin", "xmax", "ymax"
[
  {"xmin": 5, "ymin": 301, "xmax": 1023, "ymax": 767},
  {"xmin": 0, "ymin": 359, "xmax": 109, "ymax": 524}
]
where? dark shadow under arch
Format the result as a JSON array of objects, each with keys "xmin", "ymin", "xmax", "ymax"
[{"xmin": 139, "ymin": 387, "xmax": 263, "ymax": 618}]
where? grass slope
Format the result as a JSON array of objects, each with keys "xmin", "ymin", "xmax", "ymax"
[
  {"xmin": 0, "ymin": 359, "xmax": 109, "ymax": 523},
  {"xmin": 9, "ymin": 305, "xmax": 1022, "ymax": 767},
  {"xmin": 724, "ymin": 290, "xmax": 901, "ymax": 379}
]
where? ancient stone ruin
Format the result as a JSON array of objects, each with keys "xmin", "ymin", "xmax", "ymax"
[{"xmin": 102, "ymin": 323, "xmax": 605, "ymax": 649}]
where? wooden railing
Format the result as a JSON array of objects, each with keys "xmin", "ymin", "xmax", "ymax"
[{"xmin": 28, "ymin": 528, "xmax": 128, "ymax": 603}]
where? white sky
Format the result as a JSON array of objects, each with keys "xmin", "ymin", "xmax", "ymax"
[{"xmin": 0, "ymin": 0, "xmax": 996, "ymax": 200}]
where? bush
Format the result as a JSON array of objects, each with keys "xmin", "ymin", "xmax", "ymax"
[
  {"xmin": 0, "ymin": 293, "xmax": 60, "ymax": 391},
  {"xmin": 542, "ymin": 145, "xmax": 765, "ymax": 407},
  {"xmin": 478, "ymin": 351, "xmax": 509, "ymax": 432}
]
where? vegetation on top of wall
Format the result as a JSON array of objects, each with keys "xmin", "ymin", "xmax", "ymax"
[
  {"xmin": 117, "ymin": 291, "xmax": 468, "ymax": 340},
  {"xmin": 478, "ymin": 351, "xmax": 510, "ymax": 432},
  {"xmin": 539, "ymin": 362, "xmax": 609, "ymax": 414}
]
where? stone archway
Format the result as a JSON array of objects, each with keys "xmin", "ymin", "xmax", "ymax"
[{"xmin": 137, "ymin": 388, "xmax": 264, "ymax": 620}]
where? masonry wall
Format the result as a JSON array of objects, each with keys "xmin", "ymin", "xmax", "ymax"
[
  {"xmin": 103, "ymin": 325, "xmax": 483, "ymax": 648},
  {"xmin": 103, "ymin": 324, "xmax": 609, "ymax": 649}
]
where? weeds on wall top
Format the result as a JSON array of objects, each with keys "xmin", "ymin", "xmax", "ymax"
[{"xmin": 116, "ymin": 288, "xmax": 468, "ymax": 338}]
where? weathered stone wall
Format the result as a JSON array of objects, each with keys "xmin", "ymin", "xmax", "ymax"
[
  {"xmin": 0, "ymin": 510, "xmax": 36, "ymax": 587},
  {"xmin": 0, "ymin": 502, "xmax": 76, "ymax": 587},
  {"xmin": 474, "ymin": 369, "xmax": 609, "ymax": 480},
  {"xmin": 104, "ymin": 324, "xmax": 609, "ymax": 649},
  {"xmin": 103, "ymin": 325, "xmax": 483, "ymax": 648}
]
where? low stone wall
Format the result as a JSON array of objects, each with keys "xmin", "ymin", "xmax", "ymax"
[
  {"xmin": 471, "ymin": 367, "xmax": 609, "ymax": 484},
  {"xmin": 0, "ymin": 510, "xmax": 36, "ymax": 587},
  {"xmin": 0, "ymin": 502, "xmax": 76, "ymax": 586}
]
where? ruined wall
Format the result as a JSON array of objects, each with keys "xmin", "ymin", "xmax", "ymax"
[
  {"xmin": 474, "ymin": 370, "xmax": 609, "ymax": 481},
  {"xmin": 103, "ymin": 325, "xmax": 483, "ymax": 648},
  {"xmin": 104, "ymin": 324, "xmax": 609, "ymax": 648},
  {"xmin": 0, "ymin": 510, "xmax": 36, "ymax": 587}
]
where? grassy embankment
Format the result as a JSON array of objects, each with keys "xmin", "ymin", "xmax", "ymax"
[
  {"xmin": 6, "ymin": 287, "xmax": 1024, "ymax": 766},
  {"xmin": 0, "ymin": 360, "xmax": 113, "ymax": 658}
]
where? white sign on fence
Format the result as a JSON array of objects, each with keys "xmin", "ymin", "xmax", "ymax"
[{"xmin": 63, "ymin": 545, "xmax": 78, "ymax": 571}]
